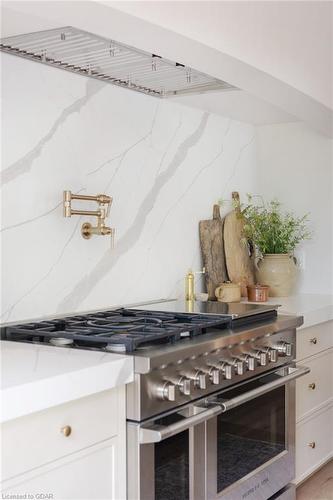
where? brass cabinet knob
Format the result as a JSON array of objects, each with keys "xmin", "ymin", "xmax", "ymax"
[
  {"xmin": 60, "ymin": 425, "xmax": 72, "ymax": 437},
  {"xmin": 308, "ymin": 382, "xmax": 316, "ymax": 390},
  {"xmin": 309, "ymin": 338, "xmax": 317, "ymax": 344},
  {"xmin": 308, "ymin": 441, "xmax": 316, "ymax": 449}
]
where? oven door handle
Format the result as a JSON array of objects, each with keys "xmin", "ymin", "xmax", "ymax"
[
  {"xmin": 217, "ymin": 365, "xmax": 310, "ymax": 413},
  {"xmin": 139, "ymin": 365, "xmax": 309, "ymax": 444},
  {"xmin": 139, "ymin": 404, "xmax": 223, "ymax": 444}
]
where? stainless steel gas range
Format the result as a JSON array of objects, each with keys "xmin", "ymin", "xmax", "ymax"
[{"xmin": 2, "ymin": 300, "xmax": 309, "ymax": 500}]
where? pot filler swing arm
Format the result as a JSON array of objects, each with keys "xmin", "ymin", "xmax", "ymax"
[{"xmin": 63, "ymin": 190, "xmax": 115, "ymax": 246}]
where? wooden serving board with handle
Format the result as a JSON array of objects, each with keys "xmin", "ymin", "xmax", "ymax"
[
  {"xmin": 199, "ymin": 204, "xmax": 229, "ymax": 300},
  {"xmin": 223, "ymin": 192, "xmax": 255, "ymax": 296}
]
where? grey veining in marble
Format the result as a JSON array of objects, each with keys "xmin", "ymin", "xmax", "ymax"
[
  {"xmin": 1, "ymin": 79, "xmax": 105, "ymax": 185},
  {"xmin": 57, "ymin": 112, "xmax": 210, "ymax": 313},
  {"xmin": 1, "ymin": 52, "xmax": 256, "ymax": 322}
]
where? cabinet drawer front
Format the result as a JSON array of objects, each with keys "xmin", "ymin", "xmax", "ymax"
[
  {"xmin": 296, "ymin": 349, "xmax": 333, "ymax": 420},
  {"xmin": 297, "ymin": 321, "xmax": 333, "ymax": 361},
  {"xmin": 1, "ymin": 438, "xmax": 120, "ymax": 500},
  {"xmin": 2, "ymin": 388, "xmax": 121, "ymax": 481},
  {"xmin": 295, "ymin": 405, "xmax": 333, "ymax": 483}
]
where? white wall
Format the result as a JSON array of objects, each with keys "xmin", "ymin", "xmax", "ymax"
[
  {"xmin": 255, "ymin": 122, "xmax": 333, "ymax": 295},
  {"xmin": 1, "ymin": 53, "xmax": 257, "ymax": 322}
]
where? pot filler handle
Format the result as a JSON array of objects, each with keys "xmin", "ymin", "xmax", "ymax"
[{"xmin": 218, "ymin": 365, "xmax": 310, "ymax": 413}]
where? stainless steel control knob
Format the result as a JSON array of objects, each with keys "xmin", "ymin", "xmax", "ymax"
[
  {"xmin": 230, "ymin": 358, "xmax": 245, "ymax": 375},
  {"xmin": 238, "ymin": 354, "xmax": 256, "ymax": 371},
  {"xmin": 210, "ymin": 368, "xmax": 220, "ymax": 385},
  {"xmin": 260, "ymin": 347, "xmax": 278, "ymax": 363},
  {"xmin": 178, "ymin": 376, "xmax": 193, "ymax": 395},
  {"xmin": 276, "ymin": 342, "xmax": 293, "ymax": 357},
  {"xmin": 218, "ymin": 361, "xmax": 233, "ymax": 380},
  {"xmin": 156, "ymin": 381, "xmax": 176, "ymax": 401},
  {"xmin": 269, "ymin": 349, "xmax": 278, "ymax": 362},
  {"xmin": 202, "ymin": 365, "xmax": 220, "ymax": 385},
  {"xmin": 182, "ymin": 370, "xmax": 207, "ymax": 389},
  {"xmin": 252, "ymin": 350, "xmax": 268, "ymax": 366},
  {"xmin": 192, "ymin": 371, "xmax": 207, "ymax": 390}
]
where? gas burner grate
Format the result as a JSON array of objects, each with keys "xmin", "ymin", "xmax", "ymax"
[{"xmin": 4, "ymin": 308, "xmax": 231, "ymax": 352}]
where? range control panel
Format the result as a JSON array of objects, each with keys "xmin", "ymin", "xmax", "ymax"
[{"xmin": 127, "ymin": 329, "xmax": 296, "ymax": 421}]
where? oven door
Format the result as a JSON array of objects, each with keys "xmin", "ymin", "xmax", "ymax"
[
  {"xmin": 127, "ymin": 403, "xmax": 221, "ymax": 500},
  {"xmin": 206, "ymin": 365, "xmax": 308, "ymax": 500},
  {"xmin": 127, "ymin": 365, "xmax": 309, "ymax": 500}
]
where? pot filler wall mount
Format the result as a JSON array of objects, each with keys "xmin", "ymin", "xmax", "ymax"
[
  {"xmin": 0, "ymin": 26, "xmax": 237, "ymax": 97},
  {"xmin": 63, "ymin": 190, "xmax": 115, "ymax": 244}
]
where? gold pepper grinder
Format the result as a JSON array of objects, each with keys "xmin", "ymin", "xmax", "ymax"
[
  {"xmin": 185, "ymin": 270, "xmax": 195, "ymax": 301},
  {"xmin": 185, "ymin": 268, "xmax": 205, "ymax": 301}
]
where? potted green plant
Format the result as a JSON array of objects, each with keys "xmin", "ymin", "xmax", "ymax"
[{"xmin": 237, "ymin": 196, "xmax": 311, "ymax": 296}]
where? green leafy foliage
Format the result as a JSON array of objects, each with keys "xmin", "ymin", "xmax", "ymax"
[{"xmin": 237, "ymin": 195, "xmax": 312, "ymax": 255}]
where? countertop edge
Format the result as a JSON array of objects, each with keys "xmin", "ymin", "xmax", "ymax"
[
  {"xmin": 281, "ymin": 305, "xmax": 333, "ymax": 330},
  {"xmin": 2, "ymin": 294, "xmax": 332, "ymax": 421},
  {"xmin": 1, "ymin": 350, "xmax": 133, "ymax": 423},
  {"xmin": 244, "ymin": 295, "xmax": 333, "ymax": 330}
]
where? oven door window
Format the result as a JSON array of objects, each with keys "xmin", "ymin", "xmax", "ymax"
[
  {"xmin": 154, "ymin": 414, "xmax": 189, "ymax": 500},
  {"xmin": 216, "ymin": 382, "xmax": 286, "ymax": 493}
]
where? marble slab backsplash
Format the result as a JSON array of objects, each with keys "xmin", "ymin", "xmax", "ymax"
[{"xmin": 1, "ymin": 53, "xmax": 256, "ymax": 322}]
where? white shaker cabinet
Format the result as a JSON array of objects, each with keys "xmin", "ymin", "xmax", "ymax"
[
  {"xmin": 295, "ymin": 320, "xmax": 333, "ymax": 484},
  {"xmin": 1, "ymin": 439, "xmax": 118, "ymax": 500},
  {"xmin": 1, "ymin": 386, "xmax": 127, "ymax": 500}
]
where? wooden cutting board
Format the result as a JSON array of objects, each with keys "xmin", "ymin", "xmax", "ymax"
[
  {"xmin": 223, "ymin": 192, "xmax": 255, "ymax": 296},
  {"xmin": 199, "ymin": 204, "xmax": 228, "ymax": 300}
]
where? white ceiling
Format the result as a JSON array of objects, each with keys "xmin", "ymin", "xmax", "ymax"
[
  {"xmin": 1, "ymin": 1, "xmax": 332, "ymax": 136},
  {"xmin": 109, "ymin": 1, "xmax": 333, "ymax": 110}
]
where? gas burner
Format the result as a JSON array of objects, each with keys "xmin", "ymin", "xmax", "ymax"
[
  {"xmin": 49, "ymin": 338, "xmax": 74, "ymax": 347},
  {"xmin": 105, "ymin": 344, "xmax": 126, "ymax": 353},
  {"xmin": 3, "ymin": 308, "xmax": 231, "ymax": 353}
]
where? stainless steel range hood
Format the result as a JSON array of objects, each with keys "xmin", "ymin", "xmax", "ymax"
[{"xmin": 0, "ymin": 26, "xmax": 237, "ymax": 98}]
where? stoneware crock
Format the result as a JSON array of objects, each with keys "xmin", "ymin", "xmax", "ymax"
[{"xmin": 256, "ymin": 254, "xmax": 298, "ymax": 297}]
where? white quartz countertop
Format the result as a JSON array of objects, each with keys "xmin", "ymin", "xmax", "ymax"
[
  {"xmin": 1, "ymin": 341, "xmax": 133, "ymax": 423},
  {"xmin": 246, "ymin": 293, "xmax": 333, "ymax": 329}
]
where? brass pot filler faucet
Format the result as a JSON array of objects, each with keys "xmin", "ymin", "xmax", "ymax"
[{"xmin": 63, "ymin": 190, "xmax": 115, "ymax": 245}]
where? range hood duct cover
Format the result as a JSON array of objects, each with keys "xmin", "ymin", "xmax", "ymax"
[{"xmin": 0, "ymin": 26, "xmax": 237, "ymax": 97}]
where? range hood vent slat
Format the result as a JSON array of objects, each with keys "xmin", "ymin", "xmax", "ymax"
[{"xmin": 0, "ymin": 26, "xmax": 237, "ymax": 97}]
